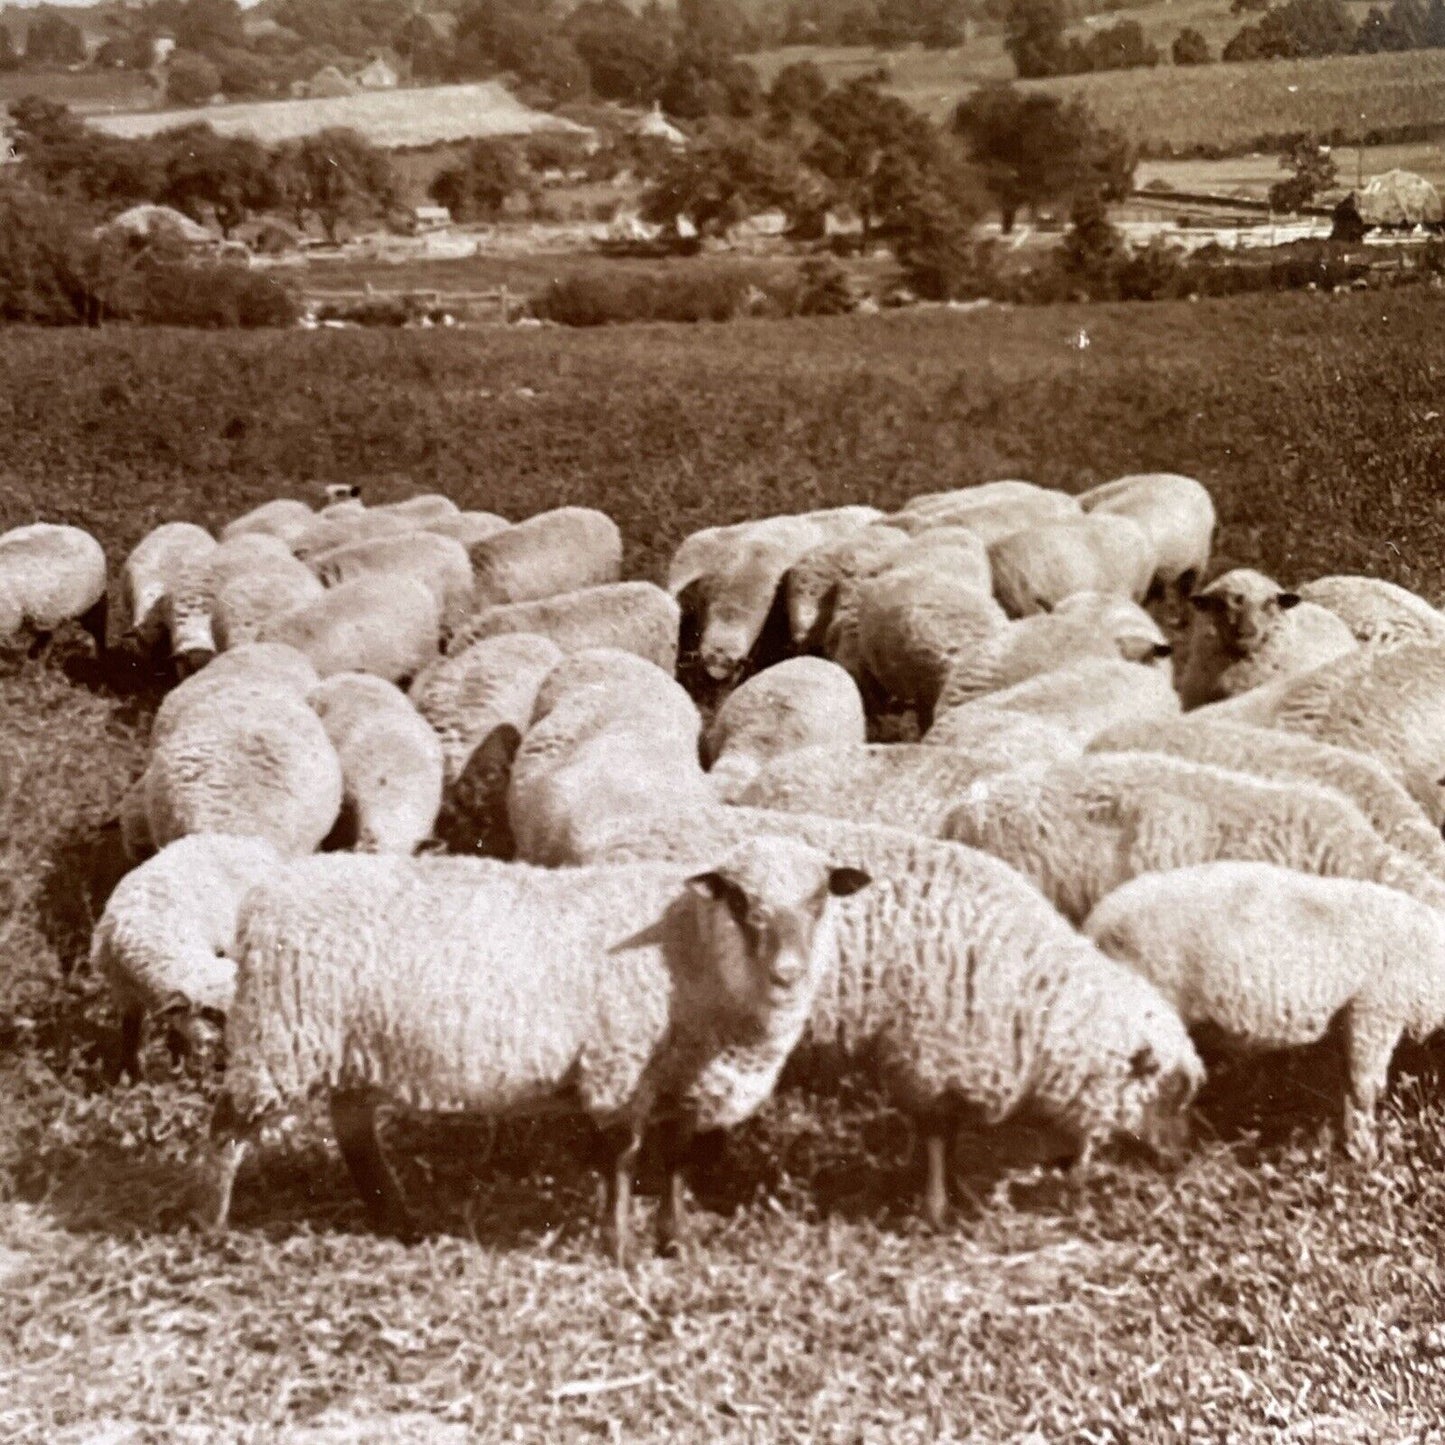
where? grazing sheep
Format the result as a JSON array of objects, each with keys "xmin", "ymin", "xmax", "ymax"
[
  {"xmin": 1209, "ymin": 638, "xmax": 1445, "ymax": 824},
  {"xmin": 202, "ymin": 838, "xmax": 868, "ymax": 1260},
  {"xmin": 931, "ymin": 657, "xmax": 1180, "ymax": 749},
  {"xmin": 116, "ymin": 522, "xmax": 215, "ymax": 654},
  {"xmin": 1177, "ymin": 568, "xmax": 1357, "ymax": 709},
  {"xmin": 365, "ymin": 493, "xmax": 459, "ymax": 524},
  {"xmin": 423, "ymin": 511, "xmax": 511, "ymax": 548},
  {"xmin": 91, "ymin": 833, "xmax": 283, "ymax": 1082},
  {"xmin": 448, "ymin": 582, "xmax": 680, "ymax": 673},
  {"xmin": 1077, "ymin": 473, "xmax": 1215, "ymax": 604},
  {"xmin": 1087, "ymin": 716, "xmax": 1445, "ymax": 878},
  {"xmin": 935, "ymin": 592, "xmax": 1171, "ymax": 713},
  {"xmin": 892, "ymin": 482, "xmax": 1080, "ymax": 545},
  {"xmin": 594, "ymin": 809, "xmax": 1203, "ymax": 1221},
  {"xmin": 1296, "ymin": 574, "xmax": 1445, "ymax": 650},
  {"xmin": 308, "ymin": 531, "xmax": 474, "ymax": 634},
  {"xmin": 0, "ymin": 522, "xmax": 108, "ymax": 654},
  {"xmin": 409, "ymin": 632, "xmax": 563, "ymax": 856},
  {"xmin": 942, "ymin": 752, "xmax": 1445, "ymax": 925},
  {"xmin": 210, "ymin": 558, "xmax": 325, "ymax": 653},
  {"xmin": 165, "ymin": 533, "xmax": 309, "ymax": 675},
  {"xmin": 1084, "ymin": 861, "xmax": 1445, "ymax": 1158},
  {"xmin": 853, "ymin": 539, "xmax": 1007, "ymax": 726},
  {"xmin": 783, "ymin": 524, "xmax": 910, "ymax": 653},
  {"xmin": 987, "ymin": 514, "xmax": 1155, "ymax": 618},
  {"xmin": 150, "ymin": 642, "xmax": 321, "ymax": 747},
  {"xmin": 704, "ymin": 658, "xmax": 866, "ymax": 802},
  {"xmin": 129, "ymin": 682, "xmax": 343, "ymax": 860},
  {"xmin": 290, "ymin": 508, "xmax": 418, "ymax": 562},
  {"xmin": 469, "ymin": 507, "xmax": 622, "ymax": 611},
  {"xmin": 221, "ymin": 500, "xmax": 315, "ymax": 548},
  {"xmin": 921, "ymin": 702, "xmax": 1084, "ymax": 763},
  {"xmin": 308, "ymin": 673, "xmax": 445, "ymax": 854},
  {"xmin": 508, "ymin": 652, "xmax": 707, "ymax": 866},
  {"xmin": 258, "ymin": 575, "xmax": 441, "ymax": 684},
  {"xmin": 738, "ymin": 728, "xmax": 1076, "ymax": 834}
]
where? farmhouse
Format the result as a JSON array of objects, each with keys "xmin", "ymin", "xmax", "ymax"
[
  {"xmin": 631, "ymin": 102, "xmax": 687, "ymax": 148},
  {"xmin": 88, "ymin": 81, "xmax": 596, "ymax": 151}
]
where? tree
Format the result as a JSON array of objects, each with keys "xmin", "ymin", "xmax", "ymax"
[
  {"xmin": 1004, "ymin": 0, "xmax": 1069, "ymax": 78},
  {"xmin": 166, "ymin": 50, "xmax": 223, "ymax": 106},
  {"xmin": 1229, "ymin": 0, "xmax": 1356, "ymax": 58},
  {"xmin": 565, "ymin": 0, "xmax": 672, "ymax": 103},
  {"xmin": 1354, "ymin": 0, "xmax": 1427, "ymax": 49},
  {"xmin": 766, "ymin": 59, "xmax": 830, "ymax": 122},
  {"xmin": 171, "ymin": 0, "xmax": 246, "ymax": 57},
  {"xmin": 890, "ymin": 154, "xmax": 990, "ymax": 299},
  {"xmin": 161, "ymin": 125, "xmax": 278, "ymax": 236},
  {"xmin": 429, "ymin": 138, "xmax": 523, "ymax": 220},
  {"xmin": 1222, "ymin": 21, "xmax": 1267, "ymax": 57},
  {"xmin": 1172, "ymin": 27, "xmax": 1213, "ymax": 63},
  {"xmin": 677, "ymin": 0, "xmax": 759, "ymax": 55},
  {"xmin": 660, "ymin": 46, "xmax": 763, "ymax": 119},
  {"xmin": 25, "ymin": 11, "xmax": 86, "ymax": 67},
  {"xmin": 1426, "ymin": 0, "xmax": 1445, "ymax": 44},
  {"xmin": 807, "ymin": 78, "xmax": 944, "ymax": 247},
  {"xmin": 642, "ymin": 122, "xmax": 828, "ymax": 235},
  {"xmin": 1268, "ymin": 134, "xmax": 1337, "ymax": 212},
  {"xmin": 1057, "ymin": 188, "xmax": 1125, "ymax": 291},
  {"xmin": 954, "ymin": 84, "xmax": 1134, "ymax": 232},
  {"xmin": 453, "ymin": 0, "xmax": 590, "ymax": 105},
  {"xmin": 8, "ymin": 95, "xmax": 85, "ymax": 152},
  {"xmin": 1081, "ymin": 19, "xmax": 1160, "ymax": 69},
  {"xmin": 282, "ymin": 128, "xmax": 395, "ymax": 242}
]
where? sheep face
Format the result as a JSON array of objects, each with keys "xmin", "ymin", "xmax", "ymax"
[
  {"xmin": 1079, "ymin": 1025, "xmax": 1205, "ymax": 1164},
  {"xmin": 1188, "ymin": 570, "xmax": 1295, "ymax": 653},
  {"xmin": 684, "ymin": 839, "xmax": 870, "ymax": 1016}
]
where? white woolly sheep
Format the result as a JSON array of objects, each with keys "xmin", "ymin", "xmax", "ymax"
[
  {"xmin": 942, "ymin": 751, "xmax": 1445, "ymax": 925},
  {"xmin": 150, "ymin": 642, "xmax": 320, "ymax": 747},
  {"xmin": 783, "ymin": 524, "xmax": 911, "ymax": 653},
  {"xmin": 468, "ymin": 506, "xmax": 622, "ymax": 611},
  {"xmin": 1087, "ymin": 715, "xmax": 1445, "ymax": 878},
  {"xmin": 211, "ymin": 558, "xmax": 325, "ymax": 653},
  {"xmin": 987, "ymin": 513, "xmax": 1156, "ymax": 618},
  {"xmin": 704, "ymin": 657, "xmax": 867, "ymax": 802},
  {"xmin": 447, "ymin": 581, "xmax": 680, "ymax": 673},
  {"xmin": 935, "ymin": 592, "xmax": 1172, "ymax": 713},
  {"xmin": 258, "ymin": 574, "xmax": 441, "ymax": 684},
  {"xmin": 220, "ymin": 500, "xmax": 315, "ymax": 548},
  {"xmin": 1085, "ymin": 861, "xmax": 1445, "ymax": 1158},
  {"xmin": 1177, "ymin": 567, "xmax": 1357, "ymax": 709},
  {"xmin": 667, "ymin": 507, "xmax": 883, "ymax": 601},
  {"xmin": 853, "ymin": 540, "xmax": 1007, "ymax": 726},
  {"xmin": 931, "ymin": 656, "xmax": 1180, "ymax": 749},
  {"xmin": 0, "ymin": 522, "xmax": 108, "ymax": 654},
  {"xmin": 592, "ymin": 807, "xmax": 1203, "ymax": 1221},
  {"xmin": 365, "ymin": 493, "xmax": 459, "ymax": 524},
  {"xmin": 1205, "ymin": 637, "xmax": 1445, "ymax": 823},
  {"xmin": 892, "ymin": 482, "xmax": 1080, "ymax": 545},
  {"xmin": 508, "ymin": 652, "xmax": 707, "ymax": 866},
  {"xmin": 1077, "ymin": 473, "xmax": 1215, "ymax": 604},
  {"xmin": 738, "ymin": 727, "xmax": 1076, "ymax": 834},
  {"xmin": 92, "ymin": 833, "xmax": 284, "ymax": 1082},
  {"xmin": 423, "ymin": 511, "xmax": 511, "ymax": 548},
  {"xmin": 116, "ymin": 522, "xmax": 215, "ymax": 654},
  {"xmin": 202, "ymin": 838, "xmax": 869, "ymax": 1260},
  {"xmin": 290, "ymin": 508, "xmax": 418, "ymax": 562},
  {"xmin": 1296, "ymin": 574, "xmax": 1445, "ymax": 649},
  {"xmin": 308, "ymin": 531, "xmax": 474, "ymax": 634},
  {"xmin": 165, "ymin": 532, "xmax": 309, "ymax": 674},
  {"xmin": 309, "ymin": 672, "xmax": 445, "ymax": 855},
  {"xmin": 921, "ymin": 701, "xmax": 1084, "ymax": 763},
  {"xmin": 409, "ymin": 631, "xmax": 563, "ymax": 855},
  {"xmin": 128, "ymin": 681, "xmax": 343, "ymax": 860}
]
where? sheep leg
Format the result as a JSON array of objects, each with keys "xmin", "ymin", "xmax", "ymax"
[
  {"xmin": 1340, "ymin": 1005, "xmax": 1402, "ymax": 1164},
  {"xmin": 653, "ymin": 1119, "xmax": 693, "ymax": 1260},
  {"xmin": 603, "ymin": 1124, "xmax": 643, "ymax": 1267},
  {"xmin": 329, "ymin": 1090, "xmax": 417, "ymax": 1241},
  {"xmin": 922, "ymin": 1130, "xmax": 949, "ymax": 1229},
  {"xmin": 116, "ymin": 1007, "xmax": 144, "ymax": 1084},
  {"xmin": 79, "ymin": 594, "xmax": 108, "ymax": 655},
  {"xmin": 199, "ymin": 1093, "xmax": 260, "ymax": 1232}
]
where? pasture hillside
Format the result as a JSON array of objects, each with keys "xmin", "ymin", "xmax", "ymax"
[{"xmin": 4, "ymin": 295, "xmax": 1445, "ymax": 1440}]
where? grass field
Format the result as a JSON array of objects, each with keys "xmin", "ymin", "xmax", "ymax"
[
  {"xmin": 1137, "ymin": 139, "xmax": 1445, "ymax": 200},
  {"xmin": 6, "ymin": 295, "xmax": 1445, "ymax": 1440},
  {"xmin": 0, "ymin": 67, "xmax": 157, "ymax": 116}
]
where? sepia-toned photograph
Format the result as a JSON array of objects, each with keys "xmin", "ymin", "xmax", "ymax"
[{"xmin": 2, "ymin": 0, "xmax": 1445, "ymax": 1438}]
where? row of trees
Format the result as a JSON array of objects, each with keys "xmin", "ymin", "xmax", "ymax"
[{"xmin": 1005, "ymin": 1, "xmax": 1161, "ymax": 77}]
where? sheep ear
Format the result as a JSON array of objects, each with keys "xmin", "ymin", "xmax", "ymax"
[
  {"xmin": 827, "ymin": 866, "xmax": 871, "ymax": 898},
  {"xmin": 1152, "ymin": 642, "xmax": 1173, "ymax": 659},
  {"xmin": 1276, "ymin": 592, "xmax": 1302, "ymax": 610},
  {"xmin": 1188, "ymin": 593, "xmax": 1224, "ymax": 614},
  {"xmin": 685, "ymin": 870, "xmax": 745, "ymax": 909},
  {"xmin": 1129, "ymin": 1044, "xmax": 1160, "ymax": 1080}
]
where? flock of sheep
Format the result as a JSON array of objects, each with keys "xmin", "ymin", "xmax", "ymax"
[{"xmin": 7, "ymin": 468, "xmax": 1445, "ymax": 1263}]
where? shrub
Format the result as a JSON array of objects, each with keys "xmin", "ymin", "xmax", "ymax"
[
  {"xmin": 795, "ymin": 256, "xmax": 856, "ymax": 316},
  {"xmin": 137, "ymin": 262, "xmax": 299, "ymax": 328},
  {"xmin": 533, "ymin": 268, "xmax": 753, "ymax": 326},
  {"xmin": 1172, "ymin": 27, "xmax": 1214, "ymax": 63}
]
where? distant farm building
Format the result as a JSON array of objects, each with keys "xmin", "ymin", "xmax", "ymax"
[
  {"xmin": 1333, "ymin": 169, "xmax": 1443, "ymax": 240},
  {"xmin": 307, "ymin": 65, "xmax": 358, "ymax": 99},
  {"xmin": 88, "ymin": 81, "xmax": 597, "ymax": 152},
  {"xmin": 631, "ymin": 102, "xmax": 686, "ymax": 148},
  {"xmin": 355, "ymin": 56, "xmax": 400, "ymax": 91},
  {"xmin": 407, "ymin": 204, "xmax": 452, "ymax": 233},
  {"xmin": 99, "ymin": 204, "xmax": 217, "ymax": 248}
]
